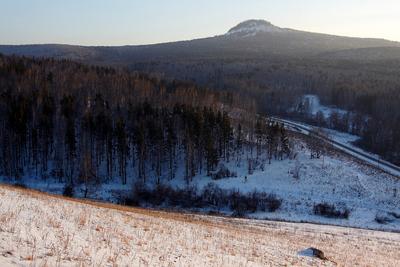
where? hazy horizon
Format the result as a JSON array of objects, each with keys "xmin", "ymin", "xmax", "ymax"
[{"xmin": 1, "ymin": 0, "xmax": 400, "ymax": 46}]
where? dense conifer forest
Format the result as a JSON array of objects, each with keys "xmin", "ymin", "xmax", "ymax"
[
  {"xmin": 0, "ymin": 55, "xmax": 291, "ymax": 194},
  {"xmin": 131, "ymin": 58, "xmax": 400, "ymax": 165}
]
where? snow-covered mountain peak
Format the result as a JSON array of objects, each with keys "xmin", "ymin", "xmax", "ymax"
[{"xmin": 226, "ymin": 20, "xmax": 287, "ymax": 37}]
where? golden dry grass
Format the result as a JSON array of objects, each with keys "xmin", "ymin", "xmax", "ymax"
[{"xmin": 0, "ymin": 184, "xmax": 399, "ymax": 266}]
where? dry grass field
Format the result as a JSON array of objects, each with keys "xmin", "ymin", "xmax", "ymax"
[{"xmin": 0, "ymin": 184, "xmax": 399, "ymax": 266}]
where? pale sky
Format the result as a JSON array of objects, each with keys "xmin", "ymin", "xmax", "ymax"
[{"xmin": 1, "ymin": 0, "xmax": 399, "ymax": 46}]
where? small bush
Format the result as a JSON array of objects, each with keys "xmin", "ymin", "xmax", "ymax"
[
  {"xmin": 123, "ymin": 197, "xmax": 139, "ymax": 207},
  {"xmin": 14, "ymin": 182, "xmax": 27, "ymax": 188},
  {"xmin": 230, "ymin": 190, "xmax": 282, "ymax": 216},
  {"xmin": 211, "ymin": 164, "xmax": 237, "ymax": 180},
  {"xmin": 152, "ymin": 184, "xmax": 173, "ymax": 206},
  {"xmin": 168, "ymin": 186, "xmax": 200, "ymax": 208},
  {"xmin": 314, "ymin": 203, "xmax": 350, "ymax": 219},
  {"xmin": 375, "ymin": 212, "xmax": 398, "ymax": 224},
  {"xmin": 375, "ymin": 214, "xmax": 394, "ymax": 224},
  {"xmin": 202, "ymin": 183, "xmax": 228, "ymax": 208},
  {"xmin": 131, "ymin": 182, "xmax": 202, "ymax": 208},
  {"xmin": 229, "ymin": 190, "xmax": 248, "ymax": 216},
  {"xmin": 63, "ymin": 184, "xmax": 74, "ymax": 197},
  {"xmin": 129, "ymin": 182, "xmax": 282, "ymax": 216},
  {"xmin": 263, "ymin": 193, "xmax": 282, "ymax": 212},
  {"xmin": 132, "ymin": 181, "xmax": 153, "ymax": 203}
]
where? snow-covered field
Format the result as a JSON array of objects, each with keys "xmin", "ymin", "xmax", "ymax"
[
  {"xmin": 4, "ymin": 136, "xmax": 400, "ymax": 233},
  {"xmin": 169, "ymin": 139, "xmax": 400, "ymax": 232},
  {"xmin": 1, "ymin": 185, "xmax": 400, "ymax": 266}
]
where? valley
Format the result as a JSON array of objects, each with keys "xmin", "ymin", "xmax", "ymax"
[{"xmin": 1, "ymin": 4, "xmax": 400, "ymax": 265}]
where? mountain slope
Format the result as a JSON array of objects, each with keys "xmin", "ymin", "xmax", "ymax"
[
  {"xmin": 319, "ymin": 46, "xmax": 400, "ymax": 61},
  {"xmin": 1, "ymin": 185, "xmax": 400, "ymax": 266},
  {"xmin": 1, "ymin": 20, "xmax": 399, "ymax": 63}
]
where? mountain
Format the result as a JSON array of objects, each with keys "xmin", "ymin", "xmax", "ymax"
[
  {"xmin": 225, "ymin": 19, "xmax": 289, "ymax": 36},
  {"xmin": 1, "ymin": 19, "xmax": 399, "ymax": 64},
  {"xmin": 2, "ymin": 20, "xmax": 400, "ymax": 165}
]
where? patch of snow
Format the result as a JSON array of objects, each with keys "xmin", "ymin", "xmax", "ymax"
[
  {"xmin": 298, "ymin": 248, "xmax": 316, "ymax": 257},
  {"xmin": 226, "ymin": 20, "xmax": 289, "ymax": 37},
  {"xmin": 302, "ymin": 94, "xmax": 348, "ymax": 118}
]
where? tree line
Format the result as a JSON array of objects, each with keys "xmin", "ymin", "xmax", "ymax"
[{"xmin": 133, "ymin": 58, "xmax": 400, "ymax": 165}]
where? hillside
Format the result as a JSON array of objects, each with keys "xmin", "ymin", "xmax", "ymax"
[
  {"xmin": 1, "ymin": 55, "xmax": 400, "ymax": 233},
  {"xmin": 319, "ymin": 46, "xmax": 400, "ymax": 61},
  {"xmin": 3, "ymin": 22, "xmax": 400, "ymax": 168},
  {"xmin": 1, "ymin": 185, "xmax": 400, "ymax": 266},
  {"xmin": 5, "ymin": 131, "xmax": 400, "ymax": 232},
  {"xmin": 0, "ymin": 24, "xmax": 400, "ymax": 267},
  {"xmin": 1, "ymin": 20, "xmax": 399, "ymax": 62}
]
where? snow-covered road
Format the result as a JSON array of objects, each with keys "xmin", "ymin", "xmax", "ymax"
[{"xmin": 271, "ymin": 117, "xmax": 400, "ymax": 178}]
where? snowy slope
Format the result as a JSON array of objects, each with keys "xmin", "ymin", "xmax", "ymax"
[
  {"xmin": 1, "ymin": 185, "xmax": 400, "ymax": 266},
  {"xmin": 273, "ymin": 116, "xmax": 400, "ymax": 177},
  {"xmin": 169, "ymin": 138, "xmax": 400, "ymax": 232},
  {"xmin": 3, "ymin": 136, "xmax": 399, "ymax": 232}
]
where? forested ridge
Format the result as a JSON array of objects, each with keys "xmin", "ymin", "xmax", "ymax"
[
  {"xmin": 134, "ymin": 57, "xmax": 400, "ymax": 165},
  {"xmin": 2, "ymin": 20, "xmax": 400, "ymax": 165},
  {"xmin": 0, "ymin": 55, "xmax": 292, "ymax": 192}
]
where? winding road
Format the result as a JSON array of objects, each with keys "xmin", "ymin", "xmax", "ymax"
[{"xmin": 271, "ymin": 117, "xmax": 400, "ymax": 178}]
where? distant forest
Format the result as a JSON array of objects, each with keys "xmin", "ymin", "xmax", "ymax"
[
  {"xmin": 132, "ymin": 58, "xmax": 400, "ymax": 165},
  {"xmin": 0, "ymin": 55, "xmax": 293, "ymax": 189}
]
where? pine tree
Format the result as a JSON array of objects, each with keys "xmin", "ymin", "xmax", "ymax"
[
  {"xmin": 61, "ymin": 95, "xmax": 76, "ymax": 183},
  {"xmin": 255, "ymin": 118, "xmax": 264, "ymax": 160},
  {"xmin": 166, "ymin": 119, "xmax": 176, "ymax": 180},
  {"xmin": 115, "ymin": 117, "xmax": 128, "ymax": 184},
  {"xmin": 135, "ymin": 123, "xmax": 147, "ymax": 183},
  {"xmin": 279, "ymin": 124, "xmax": 290, "ymax": 160},
  {"xmin": 236, "ymin": 123, "xmax": 243, "ymax": 166},
  {"xmin": 222, "ymin": 112, "xmax": 233, "ymax": 162}
]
